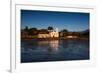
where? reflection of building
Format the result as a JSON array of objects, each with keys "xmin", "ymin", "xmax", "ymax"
[
  {"xmin": 37, "ymin": 40, "xmax": 59, "ymax": 54},
  {"xmin": 49, "ymin": 40, "xmax": 59, "ymax": 51},
  {"xmin": 38, "ymin": 28, "xmax": 59, "ymax": 38}
]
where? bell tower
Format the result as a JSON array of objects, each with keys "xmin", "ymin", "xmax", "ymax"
[{"xmin": 55, "ymin": 28, "xmax": 58, "ymax": 32}]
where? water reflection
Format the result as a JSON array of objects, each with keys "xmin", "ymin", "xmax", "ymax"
[
  {"xmin": 21, "ymin": 39, "xmax": 89, "ymax": 63},
  {"xmin": 48, "ymin": 40, "xmax": 59, "ymax": 52},
  {"xmin": 37, "ymin": 40, "xmax": 59, "ymax": 54}
]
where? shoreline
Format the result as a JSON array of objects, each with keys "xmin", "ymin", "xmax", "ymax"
[{"xmin": 21, "ymin": 37, "xmax": 89, "ymax": 41}]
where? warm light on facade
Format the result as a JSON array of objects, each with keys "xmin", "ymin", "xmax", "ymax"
[
  {"xmin": 67, "ymin": 36, "xmax": 78, "ymax": 38},
  {"xmin": 38, "ymin": 28, "xmax": 59, "ymax": 38}
]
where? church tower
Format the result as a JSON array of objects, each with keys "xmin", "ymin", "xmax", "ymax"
[{"xmin": 55, "ymin": 28, "xmax": 58, "ymax": 32}]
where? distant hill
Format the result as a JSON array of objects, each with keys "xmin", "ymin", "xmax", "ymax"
[
  {"xmin": 81, "ymin": 29, "xmax": 89, "ymax": 35},
  {"xmin": 79, "ymin": 29, "xmax": 89, "ymax": 38}
]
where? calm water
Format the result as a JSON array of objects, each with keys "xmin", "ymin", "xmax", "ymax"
[{"xmin": 21, "ymin": 39, "xmax": 89, "ymax": 63}]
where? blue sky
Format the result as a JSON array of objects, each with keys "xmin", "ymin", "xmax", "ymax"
[{"xmin": 21, "ymin": 10, "xmax": 89, "ymax": 32}]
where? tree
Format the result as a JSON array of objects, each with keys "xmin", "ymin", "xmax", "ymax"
[
  {"xmin": 60, "ymin": 29, "xmax": 68, "ymax": 37},
  {"xmin": 61, "ymin": 29, "xmax": 68, "ymax": 33},
  {"xmin": 47, "ymin": 26, "xmax": 54, "ymax": 31},
  {"xmin": 30, "ymin": 28, "xmax": 37, "ymax": 31},
  {"xmin": 24, "ymin": 26, "xmax": 29, "ymax": 32},
  {"xmin": 28, "ymin": 27, "xmax": 38, "ymax": 35}
]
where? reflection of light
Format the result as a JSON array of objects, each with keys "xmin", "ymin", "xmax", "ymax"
[
  {"xmin": 49, "ymin": 40, "xmax": 59, "ymax": 51},
  {"xmin": 37, "ymin": 40, "xmax": 59, "ymax": 53}
]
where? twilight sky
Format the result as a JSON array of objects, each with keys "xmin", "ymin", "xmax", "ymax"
[{"xmin": 21, "ymin": 10, "xmax": 89, "ymax": 32}]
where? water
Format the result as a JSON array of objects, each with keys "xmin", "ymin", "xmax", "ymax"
[{"xmin": 21, "ymin": 39, "xmax": 89, "ymax": 63}]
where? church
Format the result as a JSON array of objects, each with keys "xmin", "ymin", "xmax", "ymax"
[{"xmin": 38, "ymin": 28, "xmax": 59, "ymax": 38}]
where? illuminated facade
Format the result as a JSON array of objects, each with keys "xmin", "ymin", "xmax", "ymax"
[{"xmin": 38, "ymin": 28, "xmax": 59, "ymax": 38}]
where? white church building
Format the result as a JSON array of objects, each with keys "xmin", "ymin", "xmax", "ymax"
[{"xmin": 38, "ymin": 28, "xmax": 59, "ymax": 38}]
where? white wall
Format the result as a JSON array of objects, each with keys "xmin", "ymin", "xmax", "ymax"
[{"xmin": 0, "ymin": 0, "xmax": 100, "ymax": 73}]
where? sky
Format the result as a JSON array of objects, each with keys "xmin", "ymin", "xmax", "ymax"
[{"xmin": 21, "ymin": 10, "xmax": 89, "ymax": 32}]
